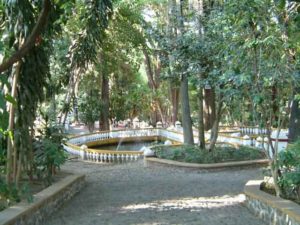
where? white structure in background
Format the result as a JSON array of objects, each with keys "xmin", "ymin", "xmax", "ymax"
[
  {"xmin": 164, "ymin": 140, "xmax": 172, "ymax": 145},
  {"xmin": 175, "ymin": 121, "xmax": 182, "ymax": 132},
  {"xmin": 156, "ymin": 121, "xmax": 163, "ymax": 128},
  {"xmin": 243, "ymin": 135, "xmax": 251, "ymax": 146},
  {"xmin": 255, "ymin": 130, "xmax": 288, "ymax": 154},
  {"xmin": 255, "ymin": 136, "xmax": 263, "ymax": 149},
  {"xmin": 133, "ymin": 117, "xmax": 140, "ymax": 129},
  {"xmin": 64, "ymin": 117, "xmax": 70, "ymax": 131},
  {"xmin": 167, "ymin": 125, "xmax": 175, "ymax": 130},
  {"xmin": 270, "ymin": 130, "xmax": 288, "ymax": 152},
  {"xmin": 140, "ymin": 121, "xmax": 149, "ymax": 128},
  {"xmin": 231, "ymin": 132, "xmax": 241, "ymax": 137},
  {"xmin": 140, "ymin": 146, "xmax": 155, "ymax": 157}
]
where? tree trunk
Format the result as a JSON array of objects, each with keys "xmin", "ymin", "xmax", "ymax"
[
  {"xmin": 100, "ymin": 73, "xmax": 110, "ymax": 131},
  {"xmin": 176, "ymin": 0, "xmax": 194, "ymax": 144},
  {"xmin": 266, "ymin": 115, "xmax": 283, "ymax": 197},
  {"xmin": 198, "ymin": 87, "xmax": 205, "ymax": 149},
  {"xmin": 204, "ymin": 88, "xmax": 216, "ymax": 130},
  {"xmin": 181, "ymin": 75, "xmax": 194, "ymax": 144},
  {"xmin": 208, "ymin": 99, "xmax": 223, "ymax": 151},
  {"xmin": 170, "ymin": 86, "xmax": 179, "ymax": 125},
  {"xmin": 6, "ymin": 62, "xmax": 21, "ymax": 184},
  {"xmin": 288, "ymin": 88, "xmax": 300, "ymax": 143},
  {"xmin": 59, "ymin": 67, "xmax": 80, "ymax": 126},
  {"xmin": 15, "ymin": 148, "xmax": 23, "ymax": 188}
]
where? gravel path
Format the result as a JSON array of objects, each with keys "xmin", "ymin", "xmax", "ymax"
[{"xmin": 45, "ymin": 160, "xmax": 266, "ymax": 225}]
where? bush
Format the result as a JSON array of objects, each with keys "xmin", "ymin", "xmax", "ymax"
[
  {"xmin": 155, "ymin": 145, "xmax": 266, "ymax": 164},
  {"xmin": 34, "ymin": 121, "xmax": 67, "ymax": 186},
  {"xmin": 33, "ymin": 138, "xmax": 67, "ymax": 185},
  {"xmin": 278, "ymin": 140, "xmax": 300, "ymax": 203},
  {"xmin": 0, "ymin": 178, "xmax": 20, "ymax": 210}
]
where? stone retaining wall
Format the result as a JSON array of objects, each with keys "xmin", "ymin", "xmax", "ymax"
[
  {"xmin": 0, "ymin": 174, "xmax": 85, "ymax": 225},
  {"xmin": 244, "ymin": 180, "xmax": 300, "ymax": 225}
]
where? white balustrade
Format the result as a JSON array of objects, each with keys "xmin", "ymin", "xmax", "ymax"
[{"xmin": 64, "ymin": 127, "xmax": 289, "ymax": 164}]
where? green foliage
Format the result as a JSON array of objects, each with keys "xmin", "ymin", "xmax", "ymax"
[
  {"xmin": 34, "ymin": 117, "xmax": 67, "ymax": 186},
  {"xmin": 0, "ymin": 178, "xmax": 20, "ymax": 211},
  {"xmin": 69, "ymin": 0, "xmax": 113, "ymax": 69},
  {"xmin": 33, "ymin": 138, "xmax": 67, "ymax": 186},
  {"xmin": 78, "ymin": 89, "xmax": 102, "ymax": 131},
  {"xmin": 278, "ymin": 141, "xmax": 300, "ymax": 202},
  {"xmin": 155, "ymin": 145, "xmax": 266, "ymax": 164}
]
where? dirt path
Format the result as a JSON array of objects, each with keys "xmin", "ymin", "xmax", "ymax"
[{"xmin": 45, "ymin": 160, "xmax": 266, "ymax": 225}]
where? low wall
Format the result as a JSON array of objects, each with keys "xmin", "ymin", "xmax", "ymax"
[
  {"xmin": 0, "ymin": 173, "xmax": 85, "ymax": 225},
  {"xmin": 145, "ymin": 157, "xmax": 269, "ymax": 170},
  {"xmin": 244, "ymin": 180, "xmax": 300, "ymax": 225}
]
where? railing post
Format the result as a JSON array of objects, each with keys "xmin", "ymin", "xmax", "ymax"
[{"xmin": 80, "ymin": 145, "xmax": 87, "ymax": 160}]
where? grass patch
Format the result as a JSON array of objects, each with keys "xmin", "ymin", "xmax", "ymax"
[{"xmin": 154, "ymin": 145, "xmax": 266, "ymax": 164}]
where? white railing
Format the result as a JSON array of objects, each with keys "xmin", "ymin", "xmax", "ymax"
[
  {"xmin": 68, "ymin": 129, "xmax": 160, "ymax": 145},
  {"xmin": 64, "ymin": 128, "xmax": 288, "ymax": 163}
]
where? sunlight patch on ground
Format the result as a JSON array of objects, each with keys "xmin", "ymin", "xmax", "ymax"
[{"xmin": 120, "ymin": 194, "xmax": 246, "ymax": 213}]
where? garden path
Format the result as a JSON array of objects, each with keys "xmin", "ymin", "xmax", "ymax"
[{"xmin": 45, "ymin": 160, "xmax": 266, "ymax": 225}]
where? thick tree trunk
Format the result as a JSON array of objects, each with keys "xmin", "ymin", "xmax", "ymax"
[
  {"xmin": 288, "ymin": 88, "xmax": 300, "ymax": 143},
  {"xmin": 198, "ymin": 87, "xmax": 205, "ymax": 149},
  {"xmin": 100, "ymin": 73, "xmax": 110, "ymax": 131},
  {"xmin": 204, "ymin": 88, "xmax": 216, "ymax": 131},
  {"xmin": 177, "ymin": 0, "xmax": 194, "ymax": 144},
  {"xmin": 181, "ymin": 75, "xmax": 194, "ymax": 144}
]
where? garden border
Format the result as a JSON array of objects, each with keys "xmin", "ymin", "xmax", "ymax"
[
  {"xmin": 144, "ymin": 157, "xmax": 269, "ymax": 169},
  {"xmin": 0, "ymin": 173, "xmax": 85, "ymax": 225},
  {"xmin": 244, "ymin": 180, "xmax": 300, "ymax": 225}
]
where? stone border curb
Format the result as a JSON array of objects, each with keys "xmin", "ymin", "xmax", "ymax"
[
  {"xmin": 0, "ymin": 173, "xmax": 85, "ymax": 225},
  {"xmin": 244, "ymin": 180, "xmax": 300, "ymax": 225},
  {"xmin": 145, "ymin": 157, "xmax": 269, "ymax": 169}
]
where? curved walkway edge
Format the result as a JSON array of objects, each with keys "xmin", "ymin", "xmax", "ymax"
[{"xmin": 145, "ymin": 157, "xmax": 269, "ymax": 169}]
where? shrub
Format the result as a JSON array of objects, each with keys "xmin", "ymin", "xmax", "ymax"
[
  {"xmin": 0, "ymin": 178, "xmax": 20, "ymax": 210},
  {"xmin": 34, "ymin": 121, "xmax": 67, "ymax": 186},
  {"xmin": 278, "ymin": 140, "xmax": 300, "ymax": 203},
  {"xmin": 33, "ymin": 138, "xmax": 67, "ymax": 185},
  {"xmin": 155, "ymin": 145, "xmax": 265, "ymax": 164}
]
